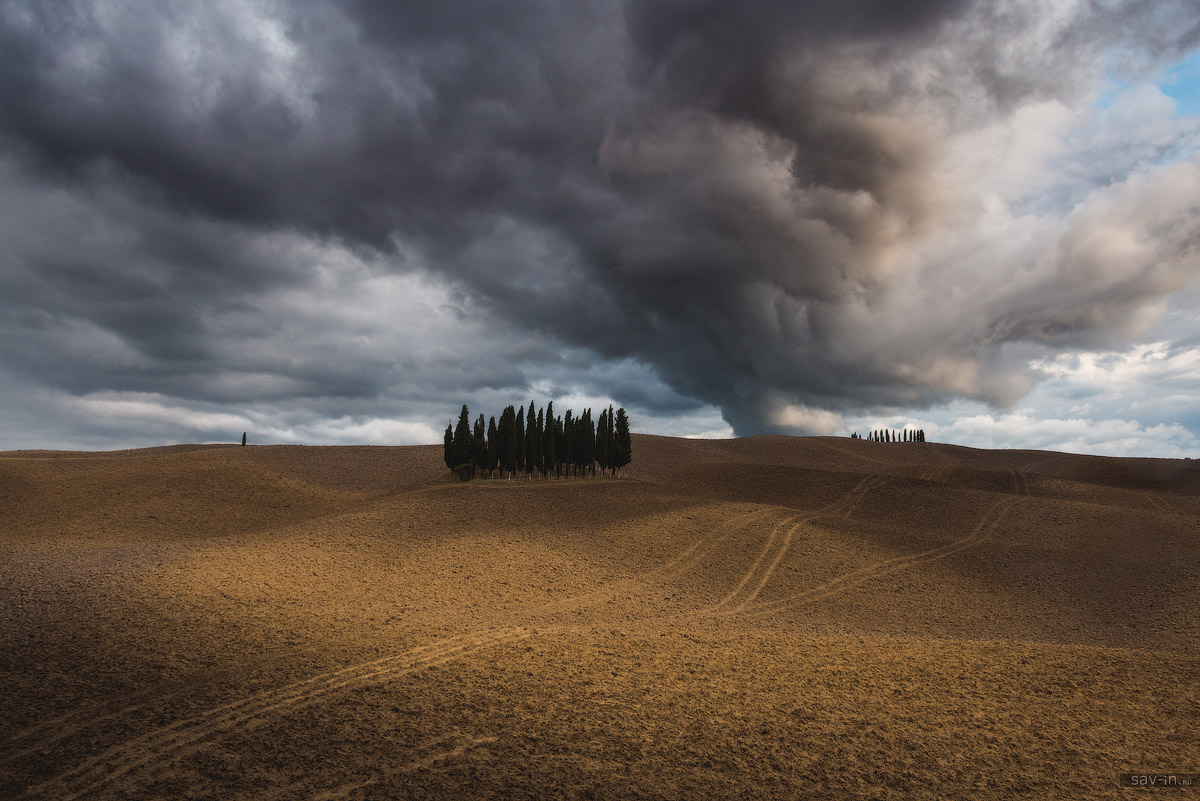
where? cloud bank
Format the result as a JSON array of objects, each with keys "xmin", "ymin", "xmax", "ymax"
[{"xmin": 1, "ymin": 1, "xmax": 1198, "ymax": 450}]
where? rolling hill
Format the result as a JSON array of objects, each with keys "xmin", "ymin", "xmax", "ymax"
[{"xmin": 1, "ymin": 435, "xmax": 1197, "ymax": 799}]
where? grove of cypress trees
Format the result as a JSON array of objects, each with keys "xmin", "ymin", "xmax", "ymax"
[{"xmin": 444, "ymin": 401, "xmax": 633, "ymax": 479}]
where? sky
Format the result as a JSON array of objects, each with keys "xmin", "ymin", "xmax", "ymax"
[{"xmin": 1, "ymin": 0, "xmax": 1199, "ymax": 457}]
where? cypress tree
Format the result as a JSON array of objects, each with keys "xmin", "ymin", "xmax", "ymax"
[
  {"xmin": 241, "ymin": 431, "xmax": 247, "ymax": 447},
  {"xmin": 575, "ymin": 409, "xmax": 586, "ymax": 477},
  {"xmin": 444, "ymin": 422, "xmax": 454, "ymax": 470},
  {"xmin": 498, "ymin": 405, "xmax": 517, "ymax": 478},
  {"xmin": 563, "ymin": 410, "xmax": 575, "ymax": 477},
  {"xmin": 614, "ymin": 407, "xmax": 632, "ymax": 476},
  {"xmin": 589, "ymin": 410, "xmax": 598, "ymax": 476},
  {"xmin": 544, "ymin": 401, "xmax": 555, "ymax": 477},
  {"xmin": 582, "ymin": 409, "xmax": 596, "ymax": 476},
  {"xmin": 554, "ymin": 414, "xmax": 565, "ymax": 477},
  {"xmin": 535, "ymin": 408, "xmax": 545, "ymax": 477},
  {"xmin": 606, "ymin": 404, "xmax": 615, "ymax": 472},
  {"xmin": 515, "ymin": 405, "xmax": 526, "ymax": 475},
  {"xmin": 525, "ymin": 402, "xmax": 536, "ymax": 478},
  {"xmin": 507, "ymin": 405, "xmax": 520, "ymax": 477},
  {"xmin": 487, "ymin": 416, "xmax": 499, "ymax": 477},
  {"xmin": 452, "ymin": 404, "xmax": 473, "ymax": 469},
  {"xmin": 597, "ymin": 408, "xmax": 609, "ymax": 475},
  {"xmin": 473, "ymin": 414, "xmax": 486, "ymax": 476}
]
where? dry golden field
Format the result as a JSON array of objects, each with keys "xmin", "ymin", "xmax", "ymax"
[{"xmin": 1, "ymin": 435, "xmax": 1198, "ymax": 800}]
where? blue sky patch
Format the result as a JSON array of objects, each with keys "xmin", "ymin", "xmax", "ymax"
[{"xmin": 1160, "ymin": 49, "xmax": 1200, "ymax": 117}]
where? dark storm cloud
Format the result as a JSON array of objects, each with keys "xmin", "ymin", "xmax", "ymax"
[{"xmin": 1, "ymin": 0, "xmax": 1198, "ymax": 441}]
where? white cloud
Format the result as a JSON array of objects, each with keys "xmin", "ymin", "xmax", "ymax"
[
  {"xmin": 273, "ymin": 416, "xmax": 442, "ymax": 446},
  {"xmin": 770, "ymin": 404, "xmax": 846, "ymax": 435},
  {"xmin": 849, "ymin": 338, "xmax": 1200, "ymax": 457},
  {"xmin": 935, "ymin": 413, "xmax": 1198, "ymax": 457}
]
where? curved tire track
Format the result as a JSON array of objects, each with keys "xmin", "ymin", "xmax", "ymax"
[
  {"xmin": 22, "ymin": 506, "xmax": 785, "ymax": 799},
  {"xmin": 27, "ymin": 627, "xmax": 533, "ymax": 801},
  {"xmin": 698, "ymin": 476, "xmax": 886, "ymax": 617},
  {"xmin": 725, "ymin": 495, "xmax": 1023, "ymax": 620}
]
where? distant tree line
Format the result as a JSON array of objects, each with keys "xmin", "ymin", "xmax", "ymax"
[
  {"xmin": 443, "ymin": 402, "xmax": 631, "ymax": 480},
  {"xmin": 851, "ymin": 429, "xmax": 926, "ymax": 442}
]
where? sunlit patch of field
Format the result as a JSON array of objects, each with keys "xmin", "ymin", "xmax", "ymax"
[{"xmin": 2, "ymin": 436, "xmax": 1197, "ymax": 799}]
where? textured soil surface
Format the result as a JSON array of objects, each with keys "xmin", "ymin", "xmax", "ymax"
[{"xmin": 1, "ymin": 435, "xmax": 1198, "ymax": 799}]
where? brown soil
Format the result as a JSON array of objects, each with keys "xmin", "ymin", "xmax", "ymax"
[{"xmin": 1, "ymin": 436, "xmax": 1197, "ymax": 800}]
